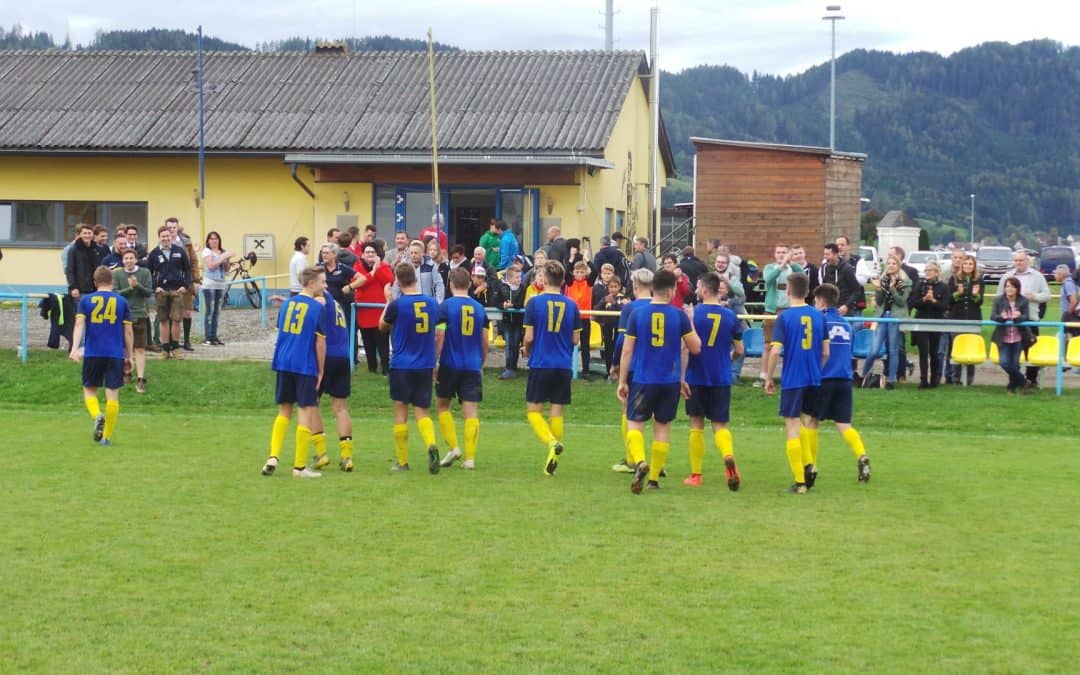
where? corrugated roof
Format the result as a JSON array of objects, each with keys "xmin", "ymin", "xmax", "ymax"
[
  {"xmin": 0, "ymin": 49, "xmax": 675, "ymax": 172},
  {"xmin": 691, "ymin": 136, "xmax": 867, "ymax": 161}
]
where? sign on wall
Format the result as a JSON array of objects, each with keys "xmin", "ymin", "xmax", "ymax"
[{"xmin": 243, "ymin": 233, "xmax": 275, "ymax": 262}]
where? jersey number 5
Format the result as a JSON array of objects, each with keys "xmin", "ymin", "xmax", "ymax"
[
  {"xmin": 89, "ymin": 296, "xmax": 118, "ymax": 324},
  {"xmin": 800, "ymin": 315, "xmax": 813, "ymax": 350},
  {"xmin": 415, "ymin": 304, "xmax": 430, "ymax": 333}
]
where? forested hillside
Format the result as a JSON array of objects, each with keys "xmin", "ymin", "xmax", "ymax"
[
  {"xmin": 662, "ymin": 40, "xmax": 1080, "ymax": 243},
  {"xmin": 3, "ymin": 25, "xmax": 1076, "ymax": 241}
]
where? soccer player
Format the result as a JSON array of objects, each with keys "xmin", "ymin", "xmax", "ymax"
[
  {"xmin": 380, "ymin": 262, "xmax": 441, "ymax": 474},
  {"xmin": 618, "ymin": 269, "xmax": 701, "ymax": 493},
  {"xmin": 682, "ymin": 271, "xmax": 744, "ymax": 490},
  {"xmin": 261, "ymin": 267, "xmax": 327, "ymax": 478},
  {"xmin": 310, "ymin": 290, "xmax": 356, "ymax": 473},
  {"xmin": 434, "ymin": 267, "xmax": 489, "ymax": 469},
  {"xmin": 69, "ymin": 266, "xmax": 134, "ymax": 446},
  {"xmin": 610, "ymin": 268, "xmax": 654, "ymax": 473},
  {"xmin": 522, "ymin": 260, "xmax": 582, "ymax": 476},
  {"xmin": 763, "ymin": 272, "xmax": 828, "ymax": 494},
  {"xmin": 803, "ymin": 283, "xmax": 872, "ymax": 483}
]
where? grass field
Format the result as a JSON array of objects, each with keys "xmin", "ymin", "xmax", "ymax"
[{"xmin": 1, "ymin": 351, "xmax": 1078, "ymax": 672}]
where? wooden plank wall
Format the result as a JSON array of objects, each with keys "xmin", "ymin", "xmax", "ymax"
[
  {"xmin": 694, "ymin": 145, "xmax": 826, "ymax": 268},
  {"xmin": 824, "ymin": 157, "xmax": 863, "ymax": 247}
]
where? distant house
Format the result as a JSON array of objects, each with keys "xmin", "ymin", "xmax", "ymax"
[
  {"xmin": 0, "ymin": 49, "xmax": 674, "ymax": 291},
  {"xmin": 691, "ymin": 137, "xmax": 865, "ymax": 268}
]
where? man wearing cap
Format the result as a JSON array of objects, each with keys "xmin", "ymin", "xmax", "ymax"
[
  {"xmin": 469, "ymin": 246, "xmax": 497, "ymax": 282},
  {"xmin": 592, "ymin": 233, "xmax": 629, "ymax": 286},
  {"xmin": 469, "ymin": 263, "xmax": 503, "ymax": 311}
]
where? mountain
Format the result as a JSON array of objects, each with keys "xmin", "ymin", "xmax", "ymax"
[{"xmin": 661, "ymin": 40, "xmax": 1080, "ymax": 244}]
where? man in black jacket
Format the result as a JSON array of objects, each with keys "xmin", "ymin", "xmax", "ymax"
[
  {"xmin": 147, "ymin": 224, "xmax": 192, "ymax": 359},
  {"xmin": 65, "ymin": 224, "xmax": 100, "ymax": 299},
  {"xmin": 815, "ymin": 244, "xmax": 862, "ymax": 315},
  {"xmin": 678, "ymin": 246, "xmax": 709, "ymax": 295},
  {"xmin": 590, "ymin": 235, "xmax": 629, "ymax": 286}
]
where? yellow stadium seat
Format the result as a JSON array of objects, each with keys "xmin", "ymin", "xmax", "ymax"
[
  {"xmin": 1068, "ymin": 337, "xmax": 1080, "ymax": 367},
  {"xmin": 950, "ymin": 334, "xmax": 987, "ymax": 385},
  {"xmin": 1025, "ymin": 335, "xmax": 1060, "ymax": 367},
  {"xmin": 488, "ymin": 323, "xmax": 505, "ymax": 348},
  {"xmin": 590, "ymin": 320, "xmax": 603, "ymax": 349},
  {"xmin": 987, "ymin": 341, "xmax": 1000, "ymax": 365}
]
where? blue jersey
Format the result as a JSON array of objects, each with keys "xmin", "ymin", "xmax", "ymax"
[
  {"xmin": 523, "ymin": 292, "xmax": 582, "ymax": 369},
  {"xmin": 272, "ymin": 293, "xmax": 325, "ymax": 376},
  {"xmin": 821, "ymin": 307, "xmax": 853, "ymax": 380},
  {"xmin": 383, "ymin": 293, "xmax": 438, "ymax": 370},
  {"xmin": 77, "ymin": 290, "xmax": 132, "ymax": 359},
  {"xmin": 319, "ymin": 291, "xmax": 350, "ymax": 360},
  {"xmin": 614, "ymin": 297, "xmax": 652, "ymax": 363},
  {"xmin": 437, "ymin": 295, "xmax": 487, "ymax": 372},
  {"xmin": 625, "ymin": 303, "xmax": 693, "ymax": 385},
  {"xmin": 771, "ymin": 304, "xmax": 827, "ymax": 390},
  {"xmin": 685, "ymin": 303, "xmax": 742, "ymax": 387}
]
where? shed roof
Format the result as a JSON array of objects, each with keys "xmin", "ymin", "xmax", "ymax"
[
  {"xmin": 0, "ymin": 49, "xmax": 675, "ymax": 173},
  {"xmin": 691, "ymin": 136, "xmax": 866, "ymax": 161}
]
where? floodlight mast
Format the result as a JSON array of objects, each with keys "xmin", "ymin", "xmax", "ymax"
[{"xmin": 822, "ymin": 6, "xmax": 845, "ymax": 152}]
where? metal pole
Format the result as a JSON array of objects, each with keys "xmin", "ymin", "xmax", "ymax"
[
  {"xmin": 829, "ymin": 18, "xmax": 836, "ymax": 152},
  {"xmin": 605, "ymin": 0, "xmax": 614, "ymax": 51},
  {"xmin": 649, "ymin": 3, "xmax": 660, "ymax": 247},
  {"xmin": 20, "ymin": 294, "xmax": 28, "ymax": 364},
  {"xmin": 427, "ymin": 29, "xmax": 442, "ymax": 239},
  {"xmin": 970, "ymin": 193, "xmax": 975, "ymax": 243},
  {"xmin": 197, "ymin": 25, "xmax": 207, "ymax": 245}
]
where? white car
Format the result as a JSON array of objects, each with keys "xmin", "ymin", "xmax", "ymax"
[
  {"xmin": 854, "ymin": 245, "xmax": 880, "ymax": 284},
  {"xmin": 906, "ymin": 250, "xmax": 944, "ymax": 279}
]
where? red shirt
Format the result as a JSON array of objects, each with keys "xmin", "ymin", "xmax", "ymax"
[
  {"xmin": 352, "ymin": 260, "xmax": 395, "ymax": 328},
  {"xmin": 566, "ymin": 278, "xmax": 593, "ymax": 312},
  {"xmin": 671, "ymin": 274, "xmax": 691, "ymax": 308},
  {"xmin": 420, "ymin": 225, "xmax": 448, "ymax": 250}
]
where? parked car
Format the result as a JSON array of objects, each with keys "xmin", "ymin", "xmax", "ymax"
[
  {"xmin": 905, "ymin": 250, "xmax": 943, "ymax": 278},
  {"xmin": 1039, "ymin": 245, "xmax": 1076, "ymax": 280},
  {"xmin": 976, "ymin": 246, "xmax": 1013, "ymax": 282},
  {"xmin": 855, "ymin": 245, "xmax": 880, "ymax": 284}
]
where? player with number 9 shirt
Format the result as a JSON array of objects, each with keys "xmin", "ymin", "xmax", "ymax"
[{"xmin": 522, "ymin": 261, "xmax": 582, "ymax": 476}]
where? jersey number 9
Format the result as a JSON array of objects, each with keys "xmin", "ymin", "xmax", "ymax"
[{"xmin": 651, "ymin": 312, "xmax": 665, "ymax": 346}]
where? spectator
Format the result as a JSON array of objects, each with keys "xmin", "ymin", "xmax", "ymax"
[
  {"xmin": 1056, "ymin": 264, "xmax": 1080, "ymax": 337},
  {"xmin": 524, "ymin": 249, "xmax": 549, "ymax": 302},
  {"xmin": 591, "ymin": 234, "xmax": 630, "ymax": 287},
  {"xmin": 889, "ymin": 245, "xmax": 921, "ymax": 380},
  {"xmin": 544, "ymin": 226, "xmax": 569, "ymax": 267},
  {"xmin": 420, "ymin": 214, "xmax": 449, "ymax": 251},
  {"xmin": 317, "ymin": 243, "xmax": 359, "ymax": 313},
  {"xmin": 566, "ymin": 260, "xmax": 594, "ymax": 379},
  {"xmin": 427, "ymin": 238, "xmax": 450, "ymax": 289},
  {"xmin": 65, "ymin": 224, "xmax": 99, "ymax": 299},
  {"xmin": 124, "ymin": 225, "xmax": 148, "ymax": 264},
  {"xmin": 497, "ymin": 264, "xmax": 526, "ymax": 379},
  {"xmin": 678, "ymin": 246, "xmax": 708, "ymax": 294},
  {"xmin": 706, "ymin": 239, "xmax": 721, "ymax": 267},
  {"xmin": 598, "ymin": 274, "xmax": 629, "ymax": 376},
  {"xmin": 468, "ymin": 246, "xmax": 497, "ymax": 282},
  {"xmin": 662, "ymin": 254, "xmax": 691, "ymax": 309},
  {"xmin": 92, "ymin": 225, "xmax": 111, "ymax": 261},
  {"xmin": 100, "ymin": 233, "xmax": 128, "ymax": 269},
  {"xmin": 497, "ymin": 220, "xmax": 520, "ymax": 270},
  {"xmin": 814, "ymin": 243, "xmax": 861, "ymax": 315},
  {"xmin": 173, "ymin": 221, "xmax": 202, "ymax": 351},
  {"xmin": 363, "ymin": 224, "xmax": 378, "ymax": 244},
  {"xmin": 330, "ymin": 229, "xmax": 357, "ymax": 269},
  {"xmin": 995, "ymin": 249, "xmax": 1051, "ymax": 390},
  {"xmin": 630, "ymin": 236, "xmax": 656, "ymax": 272},
  {"xmin": 469, "ymin": 263, "xmax": 502, "ymax": 307},
  {"xmin": 836, "ymin": 234, "xmax": 861, "ymax": 269},
  {"xmin": 790, "ymin": 245, "xmax": 816, "ymax": 301},
  {"xmin": 391, "ymin": 240, "xmax": 445, "ymax": 303},
  {"xmin": 146, "ymin": 224, "xmax": 191, "ymax": 359},
  {"xmin": 592, "ymin": 262, "xmax": 616, "ymax": 313},
  {"xmin": 990, "ymin": 277, "xmax": 1034, "ymax": 394},
  {"xmin": 945, "ymin": 255, "xmax": 984, "ymax": 384},
  {"xmin": 756, "ymin": 243, "xmax": 803, "ymax": 386},
  {"xmin": 112, "ymin": 248, "xmax": 152, "ymax": 393},
  {"xmin": 352, "ymin": 244, "xmax": 395, "ymax": 374},
  {"xmin": 860, "ymin": 255, "xmax": 911, "ymax": 390},
  {"xmin": 909, "ymin": 260, "xmax": 950, "ymax": 388},
  {"xmin": 289, "ymin": 236, "xmax": 311, "ymax": 296},
  {"xmin": 201, "ymin": 231, "xmax": 233, "ymax": 346},
  {"xmin": 713, "ymin": 253, "xmax": 748, "ymax": 381},
  {"xmin": 479, "ymin": 218, "xmax": 502, "ymax": 268},
  {"xmin": 447, "ymin": 244, "xmax": 468, "ymax": 275},
  {"xmin": 391, "ymin": 231, "xmax": 411, "ymax": 266},
  {"xmin": 718, "ymin": 243, "xmax": 742, "ymax": 271},
  {"xmin": 346, "ymin": 227, "xmax": 365, "ymax": 261}
]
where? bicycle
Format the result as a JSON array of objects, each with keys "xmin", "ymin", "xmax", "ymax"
[{"xmin": 227, "ymin": 252, "xmax": 262, "ymax": 308}]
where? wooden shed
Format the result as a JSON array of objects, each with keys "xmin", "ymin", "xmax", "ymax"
[{"xmin": 691, "ymin": 138, "xmax": 865, "ymax": 267}]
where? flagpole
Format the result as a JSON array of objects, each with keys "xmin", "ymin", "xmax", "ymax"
[{"xmin": 426, "ymin": 29, "xmax": 442, "ymax": 239}]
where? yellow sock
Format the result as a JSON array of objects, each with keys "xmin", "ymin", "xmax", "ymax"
[
  {"xmin": 786, "ymin": 438, "xmax": 804, "ymax": 484},
  {"xmin": 438, "ymin": 411, "xmax": 459, "ymax": 450},
  {"xmin": 626, "ymin": 429, "xmax": 646, "ymax": 465},
  {"xmin": 85, "ymin": 396, "xmax": 101, "ymax": 419},
  {"xmin": 621, "ymin": 414, "xmax": 632, "ymax": 464},
  {"xmin": 294, "ymin": 425, "xmax": 312, "ymax": 470},
  {"xmin": 806, "ymin": 428, "xmax": 820, "ymax": 465},
  {"xmin": 715, "ymin": 428, "xmax": 734, "ymax": 458},
  {"xmin": 550, "ymin": 416, "xmax": 564, "ymax": 442},
  {"xmin": 842, "ymin": 427, "xmax": 866, "ymax": 459},
  {"xmin": 799, "ymin": 427, "xmax": 813, "ymax": 466},
  {"xmin": 339, "ymin": 436, "xmax": 353, "ymax": 459},
  {"xmin": 103, "ymin": 399, "xmax": 119, "ymax": 440},
  {"xmin": 688, "ymin": 429, "xmax": 705, "ymax": 475},
  {"xmin": 648, "ymin": 441, "xmax": 670, "ymax": 482},
  {"xmin": 312, "ymin": 432, "xmax": 327, "ymax": 458},
  {"xmin": 417, "ymin": 416, "xmax": 437, "ymax": 448},
  {"xmin": 527, "ymin": 412, "xmax": 555, "ymax": 445},
  {"xmin": 463, "ymin": 418, "xmax": 479, "ymax": 460},
  {"xmin": 270, "ymin": 415, "xmax": 289, "ymax": 459},
  {"xmin": 393, "ymin": 423, "xmax": 409, "ymax": 465}
]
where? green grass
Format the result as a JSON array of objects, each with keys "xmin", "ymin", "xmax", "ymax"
[{"xmin": 1, "ymin": 351, "xmax": 1078, "ymax": 672}]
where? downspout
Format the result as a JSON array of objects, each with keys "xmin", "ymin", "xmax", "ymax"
[{"xmin": 290, "ymin": 162, "xmax": 315, "ymax": 199}]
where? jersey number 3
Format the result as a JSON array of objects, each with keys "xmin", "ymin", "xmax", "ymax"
[{"xmin": 800, "ymin": 315, "xmax": 813, "ymax": 350}]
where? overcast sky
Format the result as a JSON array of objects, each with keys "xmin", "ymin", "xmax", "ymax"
[{"xmin": 8, "ymin": 0, "xmax": 1080, "ymax": 74}]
